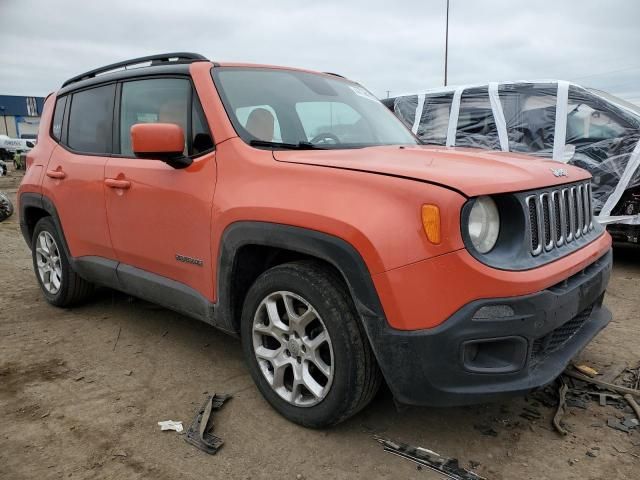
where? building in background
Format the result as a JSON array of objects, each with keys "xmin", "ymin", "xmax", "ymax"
[{"xmin": 0, "ymin": 95, "xmax": 45, "ymax": 138}]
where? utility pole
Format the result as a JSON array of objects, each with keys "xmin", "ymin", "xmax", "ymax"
[
  {"xmin": 444, "ymin": 0, "xmax": 450, "ymax": 86},
  {"xmin": 386, "ymin": 90, "xmax": 391, "ymax": 99}
]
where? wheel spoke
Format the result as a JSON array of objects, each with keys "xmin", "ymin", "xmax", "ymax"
[
  {"xmin": 255, "ymin": 345, "xmax": 281, "ymax": 361},
  {"xmin": 305, "ymin": 331, "xmax": 328, "ymax": 350},
  {"xmin": 271, "ymin": 357, "xmax": 292, "ymax": 390},
  {"xmin": 265, "ymin": 297, "xmax": 291, "ymax": 335},
  {"xmin": 39, "ymin": 234, "xmax": 49, "ymax": 254},
  {"xmin": 51, "ymin": 271, "xmax": 61, "ymax": 290},
  {"xmin": 308, "ymin": 354, "xmax": 331, "ymax": 378},
  {"xmin": 301, "ymin": 363, "xmax": 324, "ymax": 398},
  {"xmin": 36, "ymin": 247, "xmax": 50, "ymax": 261}
]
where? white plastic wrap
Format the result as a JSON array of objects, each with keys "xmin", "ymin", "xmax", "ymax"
[{"xmin": 390, "ymin": 81, "xmax": 640, "ymax": 227}]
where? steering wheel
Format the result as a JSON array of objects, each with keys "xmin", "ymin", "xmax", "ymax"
[{"xmin": 310, "ymin": 133, "xmax": 341, "ymax": 145}]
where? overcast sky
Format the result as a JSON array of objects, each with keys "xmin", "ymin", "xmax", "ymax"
[{"xmin": 1, "ymin": 0, "xmax": 638, "ymax": 103}]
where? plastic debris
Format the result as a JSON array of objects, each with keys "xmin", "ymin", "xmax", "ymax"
[
  {"xmin": 184, "ymin": 394, "xmax": 232, "ymax": 454},
  {"xmin": 574, "ymin": 365, "xmax": 599, "ymax": 378},
  {"xmin": 158, "ymin": 420, "xmax": 183, "ymax": 433}
]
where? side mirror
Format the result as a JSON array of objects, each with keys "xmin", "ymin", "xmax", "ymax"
[{"xmin": 131, "ymin": 123, "xmax": 192, "ymax": 169}]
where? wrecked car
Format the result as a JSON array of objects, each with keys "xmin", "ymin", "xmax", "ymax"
[
  {"xmin": 19, "ymin": 54, "xmax": 612, "ymax": 427},
  {"xmin": 383, "ymin": 82, "xmax": 640, "ymax": 244}
]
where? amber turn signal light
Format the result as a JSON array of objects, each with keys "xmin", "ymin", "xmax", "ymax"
[{"xmin": 421, "ymin": 205, "xmax": 441, "ymax": 244}]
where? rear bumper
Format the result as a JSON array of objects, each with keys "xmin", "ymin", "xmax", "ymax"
[{"xmin": 367, "ymin": 249, "xmax": 612, "ymax": 406}]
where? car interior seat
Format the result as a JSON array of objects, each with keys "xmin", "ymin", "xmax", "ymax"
[{"xmin": 245, "ymin": 108, "xmax": 275, "ymax": 141}]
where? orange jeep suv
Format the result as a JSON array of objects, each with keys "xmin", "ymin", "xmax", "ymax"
[{"xmin": 19, "ymin": 53, "xmax": 612, "ymax": 427}]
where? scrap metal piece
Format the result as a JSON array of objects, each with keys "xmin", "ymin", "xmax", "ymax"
[
  {"xmin": 184, "ymin": 394, "xmax": 231, "ymax": 455},
  {"xmin": 564, "ymin": 369, "xmax": 640, "ymax": 397},
  {"xmin": 607, "ymin": 418, "xmax": 631, "ymax": 434},
  {"xmin": 374, "ymin": 436, "xmax": 486, "ymax": 480},
  {"xmin": 624, "ymin": 394, "xmax": 640, "ymax": 421},
  {"xmin": 553, "ymin": 379, "xmax": 569, "ymax": 436}
]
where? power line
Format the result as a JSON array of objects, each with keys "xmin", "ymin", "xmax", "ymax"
[{"xmin": 572, "ymin": 64, "xmax": 640, "ymax": 81}]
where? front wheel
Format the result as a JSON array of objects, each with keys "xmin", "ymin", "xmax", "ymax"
[{"xmin": 241, "ymin": 261, "xmax": 381, "ymax": 427}]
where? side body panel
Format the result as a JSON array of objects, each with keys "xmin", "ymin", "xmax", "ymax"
[{"xmin": 104, "ymin": 151, "xmax": 217, "ymax": 299}]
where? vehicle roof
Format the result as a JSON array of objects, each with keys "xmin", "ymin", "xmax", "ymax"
[{"xmin": 57, "ymin": 59, "xmax": 349, "ymax": 97}]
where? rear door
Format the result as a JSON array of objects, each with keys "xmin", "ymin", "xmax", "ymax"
[
  {"xmin": 104, "ymin": 77, "xmax": 217, "ymax": 299},
  {"xmin": 42, "ymin": 85, "xmax": 116, "ymax": 260}
]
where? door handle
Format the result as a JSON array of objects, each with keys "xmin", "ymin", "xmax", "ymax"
[
  {"xmin": 104, "ymin": 178, "xmax": 131, "ymax": 189},
  {"xmin": 46, "ymin": 169, "xmax": 66, "ymax": 179}
]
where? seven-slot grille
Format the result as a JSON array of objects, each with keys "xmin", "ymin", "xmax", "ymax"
[{"xmin": 526, "ymin": 181, "xmax": 594, "ymax": 256}]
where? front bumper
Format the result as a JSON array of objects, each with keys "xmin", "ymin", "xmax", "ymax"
[{"xmin": 367, "ymin": 249, "xmax": 612, "ymax": 406}]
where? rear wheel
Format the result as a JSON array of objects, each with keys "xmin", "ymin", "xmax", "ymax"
[
  {"xmin": 32, "ymin": 217, "xmax": 93, "ymax": 306},
  {"xmin": 241, "ymin": 261, "xmax": 381, "ymax": 427}
]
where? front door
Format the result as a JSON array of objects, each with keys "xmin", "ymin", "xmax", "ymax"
[{"xmin": 104, "ymin": 77, "xmax": 216, "ymax": 299}]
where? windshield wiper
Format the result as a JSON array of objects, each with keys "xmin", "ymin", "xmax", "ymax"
[{"xmin": 249, "ymin": 139, "xmax": 325, "ymax": 150}]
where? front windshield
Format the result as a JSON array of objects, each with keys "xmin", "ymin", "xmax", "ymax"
[{"xmin": 213, "ymin": 67, "xmax": 419, "ymax": 149}]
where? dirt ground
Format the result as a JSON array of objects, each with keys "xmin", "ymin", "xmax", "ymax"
[{"xmin": 1, "ymin": 166, "xmax": 639, "ymax": 480}]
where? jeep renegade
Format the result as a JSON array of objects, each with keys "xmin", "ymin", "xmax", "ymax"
[{"xmin": 19, "ymin": 53, "xmax": 612, "ymax": 427}]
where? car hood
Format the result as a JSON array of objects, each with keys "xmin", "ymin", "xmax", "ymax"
[{"xmin": 273, "ymin": 145, "xmax": 590, "ymax": 197}]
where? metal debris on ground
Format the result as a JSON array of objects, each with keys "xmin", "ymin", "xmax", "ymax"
[
  {"xmin": 520, "ymin": 406, "xmax": 542, "ymax": 421},
  {"xmin": 473, "ymin": 424, "xmax": 498, "ymax": 437},
  {"xmin": 158, "ymin": 420, "xmax": 183, "ymax": 432},
  {"xmin": 623, "ymin": 393, "xmax": 640, "ymax": 421},
  {"xmin": 607, "ymin": 418, "xmax": 632, "ymax": 434},
  {"xmin": 184, "ymin": 393, "xmax": 232, "ymax": 455},
  {"xmin": 374, "ymin": 436, "xmax": 486, "ymax": 480},
  {"xmin": 563, "ymin": 368, "xmax": 640, "ymax": 397},
  {"xmin": 553, "ymin": 379, "xmax": 569, "ymax": 436}
]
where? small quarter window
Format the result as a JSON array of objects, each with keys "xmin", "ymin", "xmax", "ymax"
[{"xmin": 51, "ymin": 96, "xmax": 67, "ymax": 141}]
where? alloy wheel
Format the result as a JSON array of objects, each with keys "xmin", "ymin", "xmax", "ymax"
[
  {"xmin": 35, "ymin": 231, "xmax": 62, "ymax": 295},
  {"xmin": 252, "ymin": 291, "xmax": 335, "ymax": 407}
]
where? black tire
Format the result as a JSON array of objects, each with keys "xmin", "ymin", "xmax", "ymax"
[
  {"xmin": 241, "ymin": 260, "xmax": 381, "ymax": 427},
  {"xmin": 31, "ymin": 217, "xmax": 94, "ymax": 306}
]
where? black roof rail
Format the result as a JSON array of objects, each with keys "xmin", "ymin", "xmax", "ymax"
[
  {"xmin": 61, "ymin": 52, "xmax": 209, "ymax": 88},
  {"xmin": 323, "ymin": 72, "xmax": 346, "ymax": 79}
]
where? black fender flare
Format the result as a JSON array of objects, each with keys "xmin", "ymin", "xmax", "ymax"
[
  {"xmin": 214, "ymin": 221, "xmax": 388, "ymax": 334},
  {"xmin": 19, "ymin": 193, "xmax": 73, "ymax": 259}
]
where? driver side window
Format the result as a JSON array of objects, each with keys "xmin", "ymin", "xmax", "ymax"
[
  {"xmin": 566, "ymin": 87, "xmax": 627, "ymax": 144},
  {"xmin": 295, "ymin": 101, "xmax": 373, "ymax": 143}
]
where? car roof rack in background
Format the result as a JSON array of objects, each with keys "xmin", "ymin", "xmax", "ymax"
[{"xmin": 61, "ymin": 52, "xmax": 209, "ymax": 88}]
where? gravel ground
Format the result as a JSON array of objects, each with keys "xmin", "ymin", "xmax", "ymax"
[{"xmin": 1, "ymin": 167, "xmax": 639, "ymax": 479}]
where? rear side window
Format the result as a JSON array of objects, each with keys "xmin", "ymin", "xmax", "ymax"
[
  {"xmin": 456, "ymin": 87, "xmax": 499, "ymax": 150},
  {"xmin": 67, "ymin": 84, "xmax": 115, "ymax": 154},
  {"xmin": 51, "ymin": 96, "xmax": 67, "ymax": 141},
  {"xmin": 119, "ymin": 78, "xmax": 213, "ymax": 157}
]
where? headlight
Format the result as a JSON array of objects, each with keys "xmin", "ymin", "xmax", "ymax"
[{"xmin": 468, "ymin": 196, "xmax": 500, "ymax": 253}]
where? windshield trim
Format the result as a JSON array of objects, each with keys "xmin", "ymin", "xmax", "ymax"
[{"xmin": 211, "ymin": 66, "xmax": 420, "ymax": 150}]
